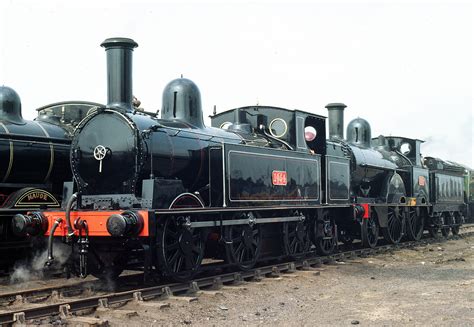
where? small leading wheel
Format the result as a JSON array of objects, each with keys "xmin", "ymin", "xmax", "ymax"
[
  {"xmin": 224, "ymin": 214, "xmax": 262, "ymax": 270},
  {"xmin": 361, "ymin": 211, "xmax": 379, "ymax": 248},
  {"xmin": 440, "ymin": 213, "xmax": 451, "ymax": 238},
  {"xmin": 406, "ymin": 207, "xmax": 425, "ymax": 241},
  {"xmin": 451, "ymin": 213, "xmax": 462, "ymax": 235},
  {"xmin": 282, "ymin": 220, "xmax": 311, "ymax": 259},
  {"xmin": 382, "ymin": 206, "xmax": 404, "ymax": 244},
  {"xmin": 157, "ymin": 216, "xmax": 204, "ymax": 282},
  {"xmin": 313, "ymin": 214, "xmax": 337, "ymax": 255}
]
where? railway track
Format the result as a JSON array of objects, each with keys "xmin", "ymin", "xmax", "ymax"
[{"xmin": 1, "ymin": 226, "xmax": 473, "ymax": 325}]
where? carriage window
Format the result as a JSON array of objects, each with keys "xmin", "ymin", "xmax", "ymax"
[
  {"xmin": 400, "ymin": 142, "xmax": 411, "ymax": 155},
  {"xmin": 269, "ymin": 118, "xmax": 287, "ymax": 138},
  {"xmin": 304, "ymin": 126, "xmax": 317, "ymax": 142}
]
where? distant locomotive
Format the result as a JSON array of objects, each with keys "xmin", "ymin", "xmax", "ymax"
[
  {"xmin": 0, "ymin": 85, "xmax": 101, "ymax": 267},
  {"xmin": 16, "ymin": 37, "xmax": 469, "ymax": 281}
]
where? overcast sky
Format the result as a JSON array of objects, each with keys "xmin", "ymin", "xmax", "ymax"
[{"xmin": 0, "ymin": 0, "xmax": 472, "ymax": 167}]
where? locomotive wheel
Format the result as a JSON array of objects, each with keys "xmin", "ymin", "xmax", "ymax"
[
  {"xmin": 157, "ymin": 216, "xmax": 204, "ymax": 282},
  {"xmin": 282, "ymin": 220, "xmax": 311, "ymax": 259},
  {"xmin": 224, "ymin": 219, "xmax": 262, "ymax": 271},
  {"xmin": 382, "ymin": 206, "xmax": 404, "ymax": 244},
  {"xmin": 313, "ymin": 214, "xmax": 337, "ymax": 256},
  {"xmin": 361, "ymin": 211, "xmax": 379, "ymax": 248},
  {"xmin": 405, "ymin": 207, "xmax": 425, "ymax": 241},
  {"xmin": 451, "ymin": 213, "xmax": 461, "ymax": 235},
  {"xmin": 440, "ymin": 213, "xmax": 451, "ymax": 238}
]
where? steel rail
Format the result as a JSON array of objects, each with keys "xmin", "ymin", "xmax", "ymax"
[{"xmin": 0, "ymin": 228, "xmax": 472, "ymax": 325}]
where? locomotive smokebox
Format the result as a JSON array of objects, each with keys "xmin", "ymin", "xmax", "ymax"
[
  {"xmin": 325, "ymin": 103, "xmax": 346, "ymax": 140},
  {"xmin": 101, "ymin": 37, "xmax": 138, "ymax": 112},
  {"xmin": 0, "ymin": 86, "xmax": 25, "ymax": 125}
]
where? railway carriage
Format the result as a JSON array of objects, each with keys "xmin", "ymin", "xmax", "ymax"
[
  {"xmin": 423, "ymin": 157, "xmax": 467, "ymax": 234},
  {"xmin": 14, "ymin": 37, "xmax": 469, "ymax": 282}
]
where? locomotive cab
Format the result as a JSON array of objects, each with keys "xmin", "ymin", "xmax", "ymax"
[
  {"xmin": 211, "ymin": 106, "xmax": 326, "ymax": 156},
  {"xmin": 372, "ymin": 136, "xmax": 430, "ymax": 205}
]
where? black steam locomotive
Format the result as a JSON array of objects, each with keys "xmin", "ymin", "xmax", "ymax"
[
  {"xmin": 16, "ymin": 37, "xmax": 469, "ymax": 281},
  {"xmin": 0, "ymin": 85, "xmax": 101, "ymax": 267}
]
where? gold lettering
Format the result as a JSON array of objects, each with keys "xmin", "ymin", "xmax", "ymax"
[{"xmin": 24, "ymin": 192, "xmax": 50, "ymax": 202}]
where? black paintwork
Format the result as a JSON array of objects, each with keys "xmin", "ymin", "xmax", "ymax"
[
  {"xmin": 72, "ymin": 104, "xmax": 328, "ymax": 209},
  {"xmin": 326, "ymin": 156, "xmax": 350, "ymax": 203},
  {"xmin": 410, "ymin": 166, "xmax": 430, "ymax": 203},
  {"xmin": 376, "ymin": 137, "xmax": 425, "ymax": 167},
  {"xmin": 224, "ymin": 143, "xmax": 320, "ymax": 206},
  {"xmin": 326, "ymin": 103, "xmax": 346, "ymax": 140},
  {"xmin": 211, "ymin": 106, "xmax": 327, "ymax": 155},
  {"xmin": 101, "ymin": 37, "xmax": 138, "ymax": 112},
  {"xmin": 71, "ymin": 109, "xmax": 242, "ymax": 201},
  {"xmin": 162, "ymin": 78, "xmax": 204, "ymax": 128},
  {"xmin": 347, "ymin": 118, "xmax": 372, "ymax": 148},
  {"xmin": 0, "ymin": 85, "xmax": 103, "ymax": 258},
  {"xmin": 0, "ymin": 86, "xmax": 24, "ymax": 125},
  {"xmin": 0, "ymin": 87, "xmax": 102, "ymax": 196},
  {"xmin": 429, "ymin": 172, "xmax": 464, "ymax": 205},
  {"xmin": 73, "ymin": 44, "xmax": 329, "ymax": 210},
  {"xmin": 40, "ymin": 36, "xmax": 474, "ymax": 280}
]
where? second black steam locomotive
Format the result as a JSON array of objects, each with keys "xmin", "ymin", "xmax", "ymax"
[
  {"xmin": 0, "ymin": 85, "xmax": 101, "ymax": 267},
  {"xmin": 15, "ymin": 37, "xmax": 469, "ymax": 281}
]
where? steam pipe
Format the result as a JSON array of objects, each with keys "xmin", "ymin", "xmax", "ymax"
[
  {"xmin": 326, "ymin": 103, "xmax": 347, "ymax": 140},
  {"xmin": 65, "ymin": 192, "xmax": 78, "ymax": 237},
  {"xmin": 45, "ymin": 218, "xmax": 62, "ymax": 267},
  {"xmin": 100, "ymin": 37, "xmax": 138, "ymax": 112},
  {"xmin": 261, "ymin": 127, "xmax": 294, "ymax": 150}
]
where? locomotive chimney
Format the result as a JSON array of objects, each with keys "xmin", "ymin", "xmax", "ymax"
[
  {"xmin": 100, "ymin": 37, "xmax": 138, "ymax": 112},
  {"xmin": 325, "ymin": 103, "xmax": 346, "ymax": 140}
]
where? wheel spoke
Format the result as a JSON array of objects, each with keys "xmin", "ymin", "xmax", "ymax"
[
  {"xmin": 168, "ymin": 248, "xmax": 179, "ymax": 263},
  {"xmin": 166, "ymin": 230, "xmax": 178, "ymax": 239},
  {"xmin": 184, "ymin": 256, "xmax": 193, "ymax": 270},
  {"xmin": 225, "ymin": 221, "xmax": 261, "ymax": 269},
  {"xmin": 167, "ymin": 242, "xmax": 179, "ymax": 251},
  {"xmin": 235, "ymin": 241, "xmax": 244, "ymax": 257},
  {"xmin": 175, "ymin": 255, "xmax": 184, "ymax": 272},
  {"xmin": 238, "ymin": 247, "xmax": 247, "ymax": 263},
  {"xmin": 289, "ymin": 236, "xmax": 297, "ymax": 249}
]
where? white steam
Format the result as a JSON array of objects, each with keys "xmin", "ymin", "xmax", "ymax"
[{"xmin": 9, "ymin": 240, "xmax": 71, "ymax": 284}]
